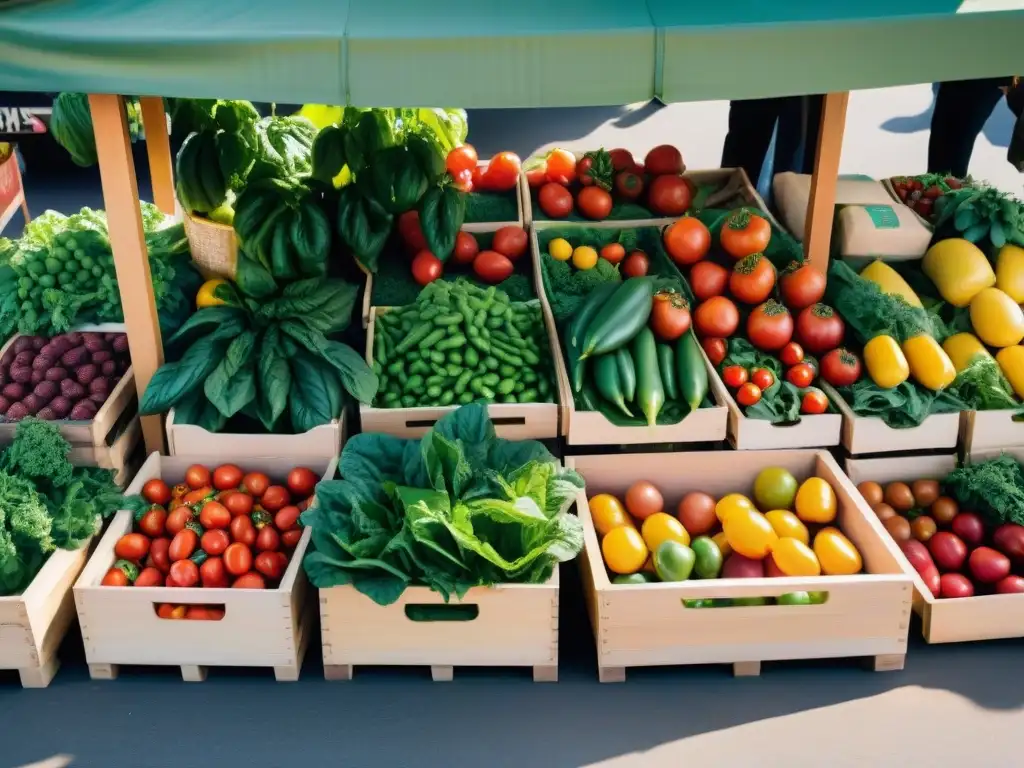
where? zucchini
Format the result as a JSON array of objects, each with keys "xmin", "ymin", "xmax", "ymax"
[
  {"xmin": 580, "ymin": 278, "xmax": 654, "ymax": 359},
  {"xmin": 614, "ymin": 348, "xmax": 636, "ymax": 403},
  {"xmin": 657, "ymin": 343, "xmax": 677, "ymax": 401},
  {"xmin": 676, "ymin": 330, "xmax": 708, "ymax": 412},
  {"xmin": 593, "ymin": 354, "xmax": 633, "ymax": 417},
  {"xmin": 565, "ymin": 283, "xmax": 617, "ymax": 392},
  {"xmin": 632, "ymin": 326, "xmax": 664, "ymax": 426}
]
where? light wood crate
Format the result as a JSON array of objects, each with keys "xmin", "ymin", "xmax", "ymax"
[
  {"xmin": 360, "ymin": 306, "xmax": 561, "ymax": 440},
  {"xmin": 821, "ymin": 382, "xmax": 961, "ymax": 455},
  {"xmin": 67, "ymin": 415, "xmax": 142, "ymax": 476},
  {"xmin": 959, "ymin": 409, "xmax": 1024, "ymax": 455},
  {"xmin": 320, "ymin": 572, "xmax": 559, "ymax": 682},
  {"xmin": 0, "ymin": 543, "xmax": 92, "ymax": 688},
  {"xmin": 569, "ymin": 450, "xmax": 913, "ymax": 681},
  {"xmin": 0, "ymin": 334, "xmax": 137, "ymax": 448},
  {"xmin": 166, "ymin": 408, "xmax": 345, "ymax": 461},
  {"xmin": 73, "ymin": 452, "xmax": 337, "ymax": 682},
  {"xmin": 847, "ymin": 450, "xmax": 1024, "ymax": 643}
]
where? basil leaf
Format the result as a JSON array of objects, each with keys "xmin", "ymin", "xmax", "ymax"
[
  {"xmin": 165, "ymin": 305, "xmax": 245, "ymax": 349},
  {"xmin": 139, "ymin": 334, "xmax": 228, "ymax": 415},
  {"xmin": 235, "ymin": 249, "xmax": 278, "ymax": 300},
  {"xmin": 288, "ymin": 350, "xmax": 342, "ymax": 432},
  {"xmin": 321, "ymin": 340, "xmax": 378, "ymax": 404},
  {"xmin": 336, "ymin": 186, "xmax": 392, "ymax": 273},
  {"xmin": 204, "ymin": 330, "xmax": 258, "ymax": 418},
  {"xmin": 265, "ymin": 279, "xmax": 358, "ymax": 333},
  {"xmin": 174, "ymin": 390, "xmax": 228, "ymax": 433},
  {"xmin": 257, "ymin": 326, "xmax": 291, "ymax": 431}
]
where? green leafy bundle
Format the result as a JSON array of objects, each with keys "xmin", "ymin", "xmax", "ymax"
[
  {"xmin": 50, "ymin": 93, "xmax": 143, "ymax": 167},
  {"xmin": 826, "ymin": 260, "xmax": 939, "ymax": 345},
  {"xmin": 721, "ymin": 337, "xmax": 824, "ymax": 423},
  {"xmin": 944, "ymin": 454, "xmax": 1024, "ymax": 527},
  {"xmin": 933, "ymin": 184, "xmax": 1024, "ymax": 252},
  {"xmin": 139, "ymin": 276, "xmax": 377, "ymax": 435},
  {"xmin": 302, "ymin": 403, "xmax": 585, "ymax": 606}
]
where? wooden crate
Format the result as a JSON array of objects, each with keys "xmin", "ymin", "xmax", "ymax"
[
  {"xmin": 847, "ymin": 450, "xmax": 1024, "ymax": 643},
  {"xmin": 463, "ymin": 160, "xmax": 529, "ymax": 233},
  {"xmin": 0, "ymin": 334, "xmax": 137, "ymax": 448},
  {"xmin": 67, "ymin": 415, "xmax": 142, "ymax": 474},
  {"xmin": 166, "ymin": 408, "xmax": 345, "ymax": 461},
  {"xmin": 821, "ymin": 383, "xmax": 961, "ymax": 455},
  {"xmin": 569, "ymin": 450, "xmax": 913, "ymax": 681},
  {"xmin": 73, "ymin": 452, "xmax": 337, "ymax": 682},
  {"xmin": 959, "ymin": 409, "xmax": 1024, "ymax": 455},
  {"xmin": 360, "ymin": 307, "xmax": 561, "ymax": 440},
  {"xmin": 0, "ymin": 544, "xmax": 92, "ymax": 688},
  {"xmin": 320, "ymin": 572, "xmax": 559, "ymax": 682}
]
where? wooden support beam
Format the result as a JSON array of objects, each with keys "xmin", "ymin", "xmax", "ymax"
[
  {"xmin": 139, "ymin": 97, "xmax": 176, "ymax": 215},
  {"xmin": 803, "ymin": 91, "xmax": 850, "ymax": 275},
  {"xmin": 89, "ymin": 94, "xmax": 166, "ymax": 455}
]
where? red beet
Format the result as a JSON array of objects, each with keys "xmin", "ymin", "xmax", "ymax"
[{"xmin": 4, "ymin": 402, "xmax": 28, "ymax": 421}]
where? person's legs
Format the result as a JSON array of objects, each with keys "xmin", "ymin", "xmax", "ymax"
[
  {"xmin": 722, "ymin": 98, "xmax": 786, "ymax": 183},
  {"xmin": 928, "ymin": 78, "xmax": 1006, "ymax": 177}
]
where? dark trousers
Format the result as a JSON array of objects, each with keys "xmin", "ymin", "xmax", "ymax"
[
  {"xmin": 928, "ymin": 78, "xmax": 1007, "ymax": 177},
  {"xmin": 722, "ymin": 96, "xmax": 824, "ymax": 183}
]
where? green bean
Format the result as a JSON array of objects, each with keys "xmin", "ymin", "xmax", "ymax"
[
  {"xmin": 436, "ymin": 334, "xmax": 467, "ymax": 351},
  {"xmin": 418, "ymin": 328, "xmax": 446, "ymax": 350},
  {"xmin": 433, "ymin": 312, "xmax": 463, "ymax": 326},
  {"xmin": 465, "ymin": 347, "xmax": 480, "ymax": 368},
  {"xmin": 497, "ymin": 379, "xmax": 516, "ymax": 395},
  {"xmin": 396, "ymin": 324, "xmax": 433, "ymax": 353},
  {"xmin": 454, "ymin": 370, "xmax": 473, "ymax": 394},
  {"xmin": 439, "ymin": 390, "xmax": 455, "ymax": 406},
  {"xmin": 458, "ymin": 391, "xmax": 474, "ymax": 404}
]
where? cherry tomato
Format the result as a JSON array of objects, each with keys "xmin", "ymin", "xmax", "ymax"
[
  {"xmin": 282, "ymin": 468, "xmax": 316, "ymax": 500},
  {"xmin": 255, "ymin": 551, "xmax": 289, "ymax": 580},
  {"xmin": 780, "ymin": 342, "xmax": 804, "ymax": 366},
  {"xmin": 722, "ymin": 365, "xmax": 749, "ymax": 389},
  {"xmin": 644, "ymin": 144, "xmax": 684, "ymax": 175},
  {"xmin": 230, "ymin": 516, "xmax": 257, "ymax": 547},
  {"xmin": 751, "ymin": 368, "xmax": 775, "ymax": 390},
  {"xmin": 256, "ymin": 526, "xmax": 281, "ymax": 552},
  {"xmin": 545, "ymin": 148, "xmax": 576, "ymax": 185},
  {"xmin": 577, "ymin": 187, "xmax": 613, "ymax": 221},
  {"xmin": 483, "ymin": 151, "xmax": 521, "ymax": 191},
  {"xmin": 142, "ymin": 478, "xmax": 171, "ymax": 506},
  {"xmin": 801, "ymin": 389, "xmax": 829, "ymax": 414},
  {"xmin": 147, "ymin": 537, "xmax": 172, "ymax": 574},
  {"xmin": 649, "ymin": 292, "xmax": 691, "ymax": 341},
  {"xmin": 223, "ymin": 491, "xmax": 254, "ymax": 518},
  {"xmin": 492, "ymin": 227, "xmax": 529, "ymax": 261},
  {"xmin": 134, "ymin": 567, "xmax": 164, "ymax": 588},
  {"xmin": 169, "ymin": 530, "xmax": 198, "ymax": 562},
  {"xmin": 183, "ymin": 487, "xmax": 214, "ymax": 506},
  {"xmin": 115, "ymin": 533, "xmax": 150, "ymax": 562},
  {"xmin": 297, "ymin": 496, "xmax": 314, "ymax": 512},
  {"xmin": 200, "ymin": 557, "xmax": 229, "ymax": 588},
  {"xmin": 452, "ymin": 231, "xmax": 480, "ymax": 265},
  {"xmin": 274, "ymin": 506, "xmax": 301, "ymax": 532},
  {"xmin": 138, "ymin": 507, "xmax": 167, "ymax": 538},
  {"xmin": 199, "ymin": 501, "xmax": 231, "ymax": 530},
  {"xmin": 166, "ymin": 507, "xmax": 193, "ymax": 536},
  {"xmin": 411, "ymin": 250, "xmax": 443, "ymax": 285},
  {"xmin": 525, "ymin": 164, "xmax": 547, "ymax": 188},
  {"xmin": 212, "ymin": 464, "xmax": 243, "ymax": 490},
  {"xmin": 224, "ymin": 542, "xmax": 253, "ymax": 576},
  {"xmin": 614, "ymin": 171, "xmax": 644, "ymax": 201},
  {"xmin": 233, "ymin": 572, "xmax": 267, "ymax": 589},
  {"xmin": 538, "ymin": 183, "xmax": 573, "ymax": 218},
  {"xmin": 795, "ymin": 303, "xmax": 846, "ymax": 355},
  {"xmin": 101, "ymin": 568, "xmax": 128, "ymax": 587},
  {"xmin": 446, "ymin": 144, "xmax": 478, "ymax": 176},
  {"xmin": 473, "ymin": 250, "xmax": 514, "ymax": 284},
  {"xmin": 185, "ymin": 606, "xmax": 224, "ymax": 621},
  {"xmin": 398, "ymin": 210, "xmax": 428, "ymax": 252},
  {"xmin": 576, "ymin": 155, "xmax": 595, "ymax": 186},
  {"xmin": 608, "ymin": 148, "xmax": 636, "ymax": 171},
  {"xmin": 201, "ymin": 529, "xmax": 231, "ymax": 557},
  {"xmin": 156, "ymin": 604, "xmax": 176, "ymax": 618},
  {"xmin": 184, "ymin": 465, "xmax": 211, "ymax": 490},
  {"xmin": 282, "ymin": 529, "xmax": 304, "ymax": 549},
  {"xmin": 786, "ymin": 362, "xmax": 816, "ymax": 388},
  {"xmin": 242, "ymin": 472, "xmax": 271, "ymax": 497},
  {"xmin": 701, "ymin": 337, "xmax": 727, "ymax": 367},
  {"xmin": 258, "ymin": 486, "xmax": 290, "ymax": 513},
  {"xmin": 600, "ymin": 243, "xmax": 625, "ymax": 265},
  {"xmin": 168, "ymin": 605, "xmax": 187, "ymax": 619},
  {"xmin": 622, "ymin": 251, "xmax": 649, "ymax": 278},
  {"xmin": 169, "ymin": 559, "xmax": 199, "ymax": 588},
  {"xmin": 648, "ymin": 175, "xmax": 693, "ymax": 216},
  {"xmin": 820, "ymin": 348, "xmax": 862, "ymax": 387},
  {"xmin": 736, "ymin": 382, "xmax": 763, "ymax": 406}
]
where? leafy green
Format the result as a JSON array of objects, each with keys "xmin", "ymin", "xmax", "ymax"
[
  {"xmin": 302, "ymin": 404, "xmax": 585, "ymax": 605},
  {"xmin": 949, "ymin": 355, "xmax": 1020, "ymax": 412},
  {"xmin": 826, "ymin": 260, "xmax": 938, "ymax": 344},
  {"xmin": 721, "ymin": 338, "xmax": 828, "ymax": 423},
  {"xmin": 944, "ymin": 454, "xmax": 1024, "ymax": 527},
  {"xmin": 837, "ymin": 378, "xmax": 967, "ymax": 428}
]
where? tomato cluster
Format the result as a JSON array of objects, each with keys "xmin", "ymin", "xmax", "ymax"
[
  {"xmin": 889, "ymin": 174, "xmax": 963, "ymax": 222},
  {"xmin": 445, "ymin": 146, "xmax": 520, "ymax": 194},
  {"xmin": 101, "ymin": 464, "xmax": 319, "ymax": 605}
]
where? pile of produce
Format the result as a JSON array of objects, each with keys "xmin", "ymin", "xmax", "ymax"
[
  {"xmin": 0, "ymin": 419, "xmax": 126, "ymax": 595},
  {"xmin": 371, "ymin": 279, "xmax": 554, "ymax": 409},
  {"xmin": 102, "ymin": 462, "xmax": 318, "ymax": 602},
  {"xmin": 932, "ymin": 184, "xmax": 1024, "ymax": 251},
  {"xmin": 0, "ymin": 204, "xmax": 200, "ymax": 337},
  {"xmin": 592, "ymin": 466, "xmax": 862, "ymax": 605},
  {"xmin": 302, "ymin": 404, "xmax": 584, "ymax": 605},
  {"xmin": 139, "ymin": 276, "xmax": 377, "ymax": 435},
  {"xmin": 887, "ymin": 173, "xmax": 970, "ymax": 224},
  {"xmin": 0, "ymin": 331, "xmax": 131, "ymax": 422},
  {"xmin": 396, "ymin": 220, "xmax": 529, "ymax": 288},
  {"xmin": 856, "ymin": 458, "xmax": 1024, "ymax": 598}
]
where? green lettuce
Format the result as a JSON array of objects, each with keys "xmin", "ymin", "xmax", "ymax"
[{"xmin": 301, "ymin": 403, "xmax": 585, "ymax": 605}]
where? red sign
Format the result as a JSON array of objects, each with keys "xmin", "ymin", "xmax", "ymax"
[{"xmin": 0, "ymin": 153, "xmax": 25, "ymax": 234}]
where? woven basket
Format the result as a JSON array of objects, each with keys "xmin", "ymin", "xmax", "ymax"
[{"xmin": 183, "ymin": 211, "xmax": 238, "ymax": 280}]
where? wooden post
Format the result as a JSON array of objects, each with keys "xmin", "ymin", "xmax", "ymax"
[
  {"xmin": 139, "ymin": 97, "xmax": 175, "ymax": 215},
  {"xmin": 803, "ymin": 92, "xmax": 849, "ymax": 274},
  {"xmin": 89, "ymin": 94, "xmax": 166, "ymax": 455}
]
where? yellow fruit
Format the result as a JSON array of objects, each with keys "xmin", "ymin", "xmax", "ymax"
[
  {"xmin": 997, "ymin": 346, "xmax": 1024, "ymax": 399},
  {"xmin": 196, "ymin": 279, "xmax": 229, "ymax": 309},
  {"xmin": 970, "ymin": 287, "xmax": 1024, "ymax": 348},
  {"xmin": 641, "ymin": 512, "xmax": 690, "ymax": 551},
  {"xmin": 711, "ymin": 531, "xmax": 732, "ymax": 558},
  {"xmin": 589, "ymin": 494, "xmax": 632, "ymax": 537},
  {"xmin": 602, "ymin": 526, "xmax": 649, "ymax": 574},
  {"xmin": 996, "ymin": 244, "xmax": 1024, "ymax": 303},
  {"xmin": 572, "ymin": 245, "xmax": 599, "ymax": 270},
  {"xmin": 715, "ymin": 493, "xmax": 755, "ymax": 522},
  {"xmin": 813, "ymin": 527, "xmax": 863, "ymax": 575},
  {"xmin": 922, "ymin": 237, "xmax": 996, "ymax": 307},
  {"xmin": 902, "ymin": 334, "xmax": 956, "ymax": 391},
  {"xmin": 207, "ymin": 203, "xmax": 235, "ymax": 226},
  {"xmin": 764, "ymin": 510, "xmax": 809, "ymax": 545},
  {"xmin": 723, "ymin": 508, "xmax": 778, "ymax": 559},
  {"xmin": 549, "ymin": 238, "xmax": 573, "ymax": 261},
  {"xmin": 794, "ymin": 477, "xmax": 837, "ymax": 524},
  {"xmin": 864, "ymin": 335, "xmax": 909, "ymax": 389},
  {"xmin": 859, "ymin": 260, "xmax": 922, "ymax": 308},
  {"xmin": 770, "ymin": 537, "xmax": 821, "ymax": 577},
  {"xmin": 942, "ymin": 332, "xmax": 991, "ymax": 373}
]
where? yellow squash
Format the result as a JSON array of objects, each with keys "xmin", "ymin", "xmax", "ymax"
[
  {"xmin": 922, "ymin": 238, "xmax": 995, "ymax": 307},
  {"xmin": 942, "ymin": 332, "xmax": 992, "ymax": 372},
  {"xmin": 996, "ymin": 244, "xmax": 1024, "ymax": 303},
  {"xmin": 970, "ymin": 287, "xmax": 1024, "ymax": 348},
  {"xmin": 858, "ymin": 260, "xmax": 922, "ymax": 308},
  {"xmin": 902, "ymin": 334, "xmax": 957, "ymax": 390},
  {"xmin": 996, "ymin": 346, "xmax": 1024, "ymax": 399},
  {"xmin": 196, "ymin": 279, "xmax": 229, "ymax": 309},
  {"xmin": 863, "ymin": 335, "xmax": 910, "ymax": 388}
]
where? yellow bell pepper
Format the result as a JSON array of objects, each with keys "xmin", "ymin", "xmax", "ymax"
[
  {"xmin": 996, "ymin": 346, "xmax": 1024, "ymax": 399},
  {"xmin": 902, "ymin": 334, "xmax": 957, "ymax": 390},
  {"xmin": 922, "ymin": 238, "xmax": 995, "ymax": 307},
  {"xmin": 996, "ymin": 244, "xmax": 1024, "ymax": 303},
  {"xmin": 970, "ymin": 287, "xmax": 1024, "ymax": 348},
  {"xmin": 196, "ymin": 279, "xmax": 229, "ymax": 309},
  {"xmin": 864, "ymin": 335, "xmax": 910, "ymax": 389},
  {"xmin": 858, "ymin": 260, "xmax": 922, "ymax": 308},
  {"xmin": 942, "ymin": 332, "xmax": 992, "ymax": 372}
]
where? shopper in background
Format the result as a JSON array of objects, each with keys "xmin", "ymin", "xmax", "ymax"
[
  {"xmin": 721, "ymin": 95, "xmax": 824, "ymax": 186},
  {"xmin": 1008, "ymin": 77, "xmax": 1023, "ymax": 171},
  {"xmin": 927, "ymin": 77, "xmax": 1012, "ymax": 177}
]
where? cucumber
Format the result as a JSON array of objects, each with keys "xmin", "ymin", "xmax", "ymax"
[
  {"xmin": 580, "ymin": 278, "xmax": 654, "ymax": 359},
  {"xmin": 657, "ymin": 343, "xmax": 678, "ymax": 401},
  {"xmin": 676, "ymin": 330, "xmax": 709, "ymax": 412},
  {"xmin": 632, "ymin": 327, "xmax": 664, "ymax": 426},
  {"xmin": 593, "ymin": 354, "xmax": 633, "ymax": 417},
  {"xmin": 615, "ymin": 348, "xmax": 636, "ymax": 403},
  {"xmin": 565, "ymin": 283, "xmax": 617, "ymax": 392}
]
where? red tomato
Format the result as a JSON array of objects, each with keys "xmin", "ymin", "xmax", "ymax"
[
  {"xmin": 274, "ymin": 506, "xmax": 301, "ymax": 532},
  {"xmin": 795, "ymin": 304, "xmax": 845, "ymax": 354},
  {"xmin": 398, "ymin": 210, "xmax": 428, "ymax": 252},
  {"xmin": 689, "ymin": 261, "xmax": 729, "ymax": 301},
  {"xmin": 647, "ymin": 175, "xmax": 692, "ymax": 216},
  {"xmin": 608, "ymin": 148, "xmax": 635, "ymax": 171},
  {"xmin": 577, "ymin": 187, "xmax": 613, "ymax": 220},
  {"xmin": 650, "ymin": 293, "xmax": 691, "ymax": 341},
  {"xmin": 185, "ymin": 606, "xmax": 224, "ymax": 621},
  {"xmin": 473, "ymin": 250, "xmax": 514, "ymax": 284},
  {"xmin": 101, "ymin": 568, "xmax": 128, "ymax": 587},
  {"xmin": 259, "ymin": 486, "xmax": 291, "ymax": 513},
  {"xmin": 780, "ymin": 262, "xmax": 827, "ymax": 310},
  {"xmin": 622, "ymin": 252, "xmax": 649, "ymax": 278},
  {"xmin": 483, "ymin": 151, "xmax": 521, "ymax": 191},
  {"xmin": 165, "ymin": 507, "xmax": 192, "ymax": 537},
  {"xmin": 182, "ymin": 487, "xmax": 214, "ymax": 506},
  {"xmin": 996, "ymin": 575, "xmax": 1024, "ymax": 594},
  {"xmin": 545, "ymin": 148, "xmax": 576, "ymax": 185},
  {"xmin": 780, "ymin": 342, "xmax": 804, "ymax": 366},
  {"xmin": 663, "ymin": 218, "xmax": 711, "ymax": 266},
  {"xmin": 169, "ymin": 559, "xmax": 199, "ymax": 588},
  {"xmin": 138, "ymin": 507, "xmax": 167, "ymax": 538},
  {"xmin": 729, "ymin": 254, "xmax": 776, "ymax": 305},
  {"xmin": 223, "ymin": 542, "xmax": 253, "ymax": 577},
  {"xmin": 230, "ymin": 516, "xmax": 257, "ymax": 547},
  {"xmin": 282, "ymin": 529, "xmax": 304, "ymax": 549},
  {"xmin": 232, "ymin": 572, "xmax": 267, "ymax": 590},
  {"xmin": 720, "ymin": 210, "xmax": 771, "ymax": 260},
  {"xmin": 751, "ymin": 368, "xmax": 775, "ymax": 390},
  {"xmin": 701, "ymin": 337, "xmax": 727, "ymax": 366},
  {"xmin": 286, "ymin": 467, "xmax": 318, "ymax": 499},
  {"xmin": 115, "ymin": 533, "xmax": 150, "ymax": 562},
  {"xmin": 184, "ymin": 465, "xmax": 211, "ymax": 490},
  {"xmin": 820, "ymin": 348, "xmax": 862, "ymax": 387},
  {"xmin": 736, "ymin": 383, "xmax": 762, "ymax": 406},
  {"xmin": 538, "ymin": 183, "xmax": 573, "ymax": 218},
  {"xmin": 940, "ymin": 572, "xmax": 975, "ymax": 599},
  {"xmin": 525, "ymin": 164, "xmax": 547, "ymax": 188},
  {"xmin": 156, "ymin": 603, "xmax": 175, "ymax": 618},
  {"xmin": 134, "ymin": 567, "xmax": 164, "ymax": 588},
  {"xmin": 212, "ymin": 464, "xmax": 243, "ymax": 491},
  {"xmin": 746, "ymin": 300, "xmax": 794, "ymax": 351},
  {"xmin": 242, "ymin": 472, "xmax": 271, "ymax": 497},
  {"xmin": 411, "ymin": 250, "xmax": 443, "ymax": 286},
  {"xmin": 199, "ymin": 501, "xmax": 231, "ymax": 530},
  {"xmin": 223, "ymin": 491, "xmax": 254, "ymax": 518},
  {"xmin": 168, "ymin": 530, "xmax": 198, "ymax": 561},
  {"xmin": 801, "ymin": 388, "xmax": 829, "ymax": 414},
  {"xmin": 787, "ymin": 362, "xmax": 816, "ymax": 388},
  {"xmin": 446, "ymin": 144, "xmax": 478, "ymax": 176},
  {"xmin": 142, "ymin": 479, "xmax": 171, "ymax": 506},
  {"xmin": 200, "ymin": 557, "xmax": 229, "ymax": 588},
  {"xmin": 694, "ymin": 296, "xmax": 739, "ymax": 338},
  {"xmin": 644, "ymin": 144, "xmax": 684, "ymax": 175},
  {"xmin": 969, "ymin": 547, "xmax": 1011, "ymax": 584},
  {"xmin": 722, "ymin": 366, "xmax": 749, "ymax": 389},
  {"xmin": 471, "ymin": 164, "xmax": 488, "ymax": 190},
  {"xmin": 615, "ymin": 171, "xmax": 644, "ymax": 200},
  {"xmin": 452, "ymin": 231, "xmax": 480, "ymax": 265},
  {"xmin": 167, "ymin": 605, "xmax": 187, "ymax": 618},
  {"xmin": 147, "ymin": 537, "xmax": 172, "ymax": 574},
  {"xmin": 255, "ymin": 551, "xmax": 289, "ymax": 580},
  {"xmin": 256, "ymin": 526, "xmax": 281, "ymax": 552},
  {"xmin": 600, "ymin": 243, "xmax": 626, "ymax": 265},
  {"xmin": 492, "ymin": 226, "xmax": 529, "ymax": 260},
  {"xmin": 201, "ymin": 529, "xmax": 231, "ymax": 557}
]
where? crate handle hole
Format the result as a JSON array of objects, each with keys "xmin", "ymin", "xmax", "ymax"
[
  {"xmin": 1013, "ymin": 412, "xmax": 1024, "ymax": 423},
  {"xmin": 404, "ymin": 604, "xmax": 479, "ymax": 622},
  {"xmin": 681, "ymin": 591, "xmax": 829, "ymax": 609},
  {"xmin": 153, "ymin": 603, "xmax": 226, "ymax": 621},
  {"xmin": 491, "ymin": 417, "xmax": 527, "ymax": 426}
]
